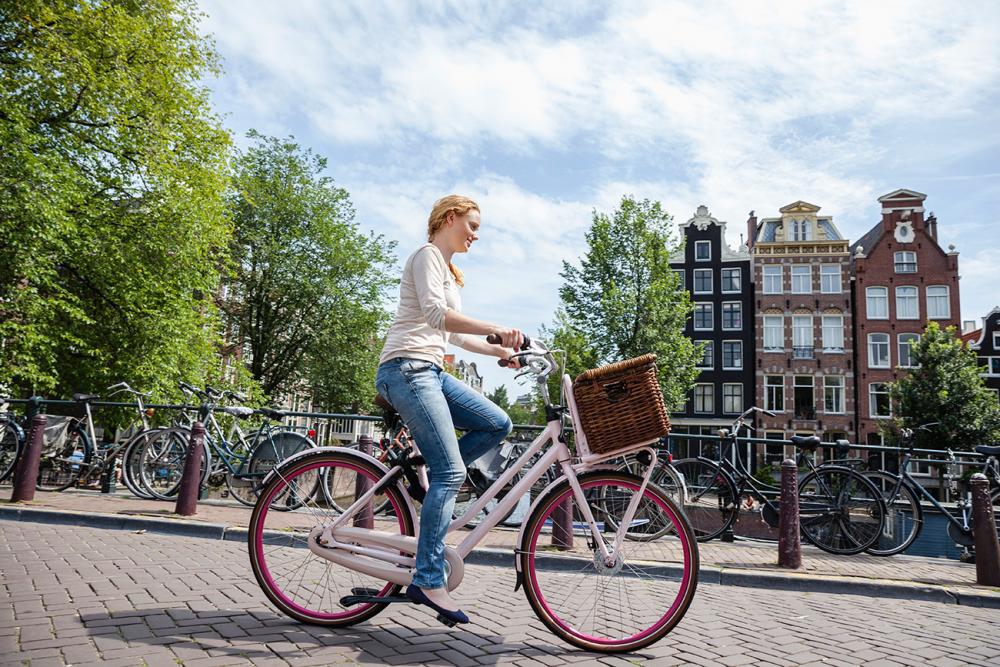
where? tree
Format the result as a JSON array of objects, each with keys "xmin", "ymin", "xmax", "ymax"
[
  {"xmin": 0, "ymin": 1, "xmax": 232, "ymax": 398},
  {"xmin": 486, "ymin": 385, "xmax": 511, "ymax": 412},
  {"xmin": 221, "ymin": 132, "xmax": 396, "ymax": 405},
  {"xmin": 559, "ymin": 196, "xmax": 700, "ymax": 409},
  {"xmin": 889, "ymin": 322, "xmax": 1000, "ymax": 451},
  {"xmin": 540, "ymin": 308, "xmax": 601, "ymax": 405}
]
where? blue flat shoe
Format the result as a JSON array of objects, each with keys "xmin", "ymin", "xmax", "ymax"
[{"xmin": 405, "ymin": 585, "xmax": 470, "ymax": 626}]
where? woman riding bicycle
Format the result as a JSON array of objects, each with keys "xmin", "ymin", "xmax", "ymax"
[{"xmin": 375, "ymin": 194, "xmax": 523, "ymax": 625}]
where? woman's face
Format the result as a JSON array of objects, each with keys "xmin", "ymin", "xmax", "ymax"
[{"xmin": 445, "ymin": 209, "xmax": 481, "ymax": 253}]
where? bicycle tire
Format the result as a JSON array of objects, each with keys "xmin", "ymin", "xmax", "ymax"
[
  {"xmin": 244, "ymin": 431, "xmax": 317, "ymax": 510},
  {"xmin": 862, "ymin": 471, "xmax": 923, "ymax": 557},
  {"xmin": 36, "ymin": 424, "xmax": 92, "ymax": 492},
  {"xmin": 607, "ymin": 456, "xmax": 686, "ymax": 541},
  {"xmin": 798, "ymin": 465, "xmax": 886, "ymax": 555},
  {"xmin": 518, "ymin": 471, "xmax": 699, "ymax": 652},
  {"xmin": 0, "ymin": 419, "xmax": 23, "ymax": 483},
  {"xmin": 138, "ymin": 427, "xmax": 211, "ymax": 500},
  {"xmin": 671, "ymin": 457, "xmax": 739, "ymax": 541},
  {"xmin": 121, "ymin": 427, "xmax": 174, "ymax": 499},
  {"xmin": 248, "ymin": 450, "xmax": 414, "ymax": 627}
]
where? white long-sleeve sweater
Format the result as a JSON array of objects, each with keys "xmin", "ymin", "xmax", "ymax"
[{"xmin": 379, "ymin": 243, "xmax": 469, "ymax": 367}]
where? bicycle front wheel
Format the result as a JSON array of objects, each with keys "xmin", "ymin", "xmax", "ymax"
[
  {"xmin": 248, "ymin": 451, "xmax": 414, "ymax": 627},
  {"xmin": 671, "ymin": 458, "xmax": 738, "ymax": 541},
  {"xmin": 518, "ymin": 471, "xmax": 698, "ymax": 653},
  {"xmin": 0, "ymin": 420, "xmax": 22, "ymax": 483},
  {"xmin": 37, "ymin": 425, "xmax": 92, "ymax": 492},
  {"xmin": 138, "ymin": 427, "xmax": 208, "ymax": 500},
  {"xmin": 798, "ymin": 466, "xmax": 885, "ymax": 555},
  {"xmin": 863, "ymin": 471, "xmax": 923, "ymax": 557}
]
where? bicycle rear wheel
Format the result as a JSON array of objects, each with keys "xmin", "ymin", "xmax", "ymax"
[
  {"xmin": 671, "ymin": 458, "xmax": 738, "ymax": 541},
  {"xmin": 863, "ymin": 471, "xmax": 923, "ymax": 557},
  {"xmin": 138, "ymin": 427, "xmax": 208, "ymax": 500},
  {"xmin": 248, "ymin": 451, "xmax": 414, "ymax": 627},
  {"xmin": 37, "ymin": 425, "xmax": 92, "ymax": 492},
  {"xmin": 798, "ymin": 466, "xmax": 885, "ymax": 555},
  {"xmin": 0, "ymin": 420, "xmax": 22, "ymax": 483},
  {"xmin": 518, "ymin": 471, "xmax": 698, "ymax": 653}
]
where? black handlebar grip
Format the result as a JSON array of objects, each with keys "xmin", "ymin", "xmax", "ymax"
[{"xmin": 486, "ymin": 333, "xmax": 531, "ymax": 350}]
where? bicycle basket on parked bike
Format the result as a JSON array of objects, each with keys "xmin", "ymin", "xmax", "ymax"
[{"xmin": 572, "ymin": 354, "xmax": 670, "ymax": 457}]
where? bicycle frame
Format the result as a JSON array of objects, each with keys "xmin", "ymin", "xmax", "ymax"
[
  {"xmin": 893, "ymin": 450, "xmax": 989, "ymax": 535},
  {"xmin": 301, "ymin": 409, "xmax": 662, "ymax": 592}
]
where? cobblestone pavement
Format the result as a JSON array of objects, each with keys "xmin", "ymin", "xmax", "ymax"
[
  {"xmin": 0, "ymin": 488, "xmax": 981, "ymax": 589},
  {"xmin": 2, "ymin": 521, "xmax": 999, "ymax": 667}
]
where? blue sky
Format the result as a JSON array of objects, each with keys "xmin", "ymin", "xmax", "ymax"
[{"xmin": 198, "ymin": 0, "xmax": 1000, "ymax": 397}]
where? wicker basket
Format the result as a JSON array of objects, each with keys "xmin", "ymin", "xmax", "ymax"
[{"xmin": 572, "ymin": 354, "xmax": 670, "ymax": 456}]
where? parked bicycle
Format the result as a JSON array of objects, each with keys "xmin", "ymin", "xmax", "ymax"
[
  {"xmin": 248, "ymin": 336, "xmax": 698, "ymax": 652},
  {"xmin": 673, "ymin": 406, "xmax": 887, "ymax": 555},
  {"xmin": 136, "ymin": 383, "xmax": 317, "ymax": 508},
  {"xmin": 861, "ymin": 423, "xmax": 1000, "ymax": 557}
]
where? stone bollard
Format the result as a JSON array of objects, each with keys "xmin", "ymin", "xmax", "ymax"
[
  {"xmin": 174, "ymin": 422, "xmax": 205, "ymax": 516},
  {"xmin": 970, "ymin": 473, "xmax": 1000, "ymax": 586},
  {"xmin": 11, "ymin": 415, "xmax": 47, "ymax": 503},
  {"xmin": 551, "ymin": 497, "xmax": 574, "ymax": 550},
  {"xmin": 778, "ymin": 458, "xmax": 801, "ymax": 569},
  {"xmin": 353, "ymin": 435, "xmax": 374, "ymax": 529}
]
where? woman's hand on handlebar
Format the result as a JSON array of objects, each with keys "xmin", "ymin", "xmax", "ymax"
[{"xmin": 486, "ymin": 328, "xmax": 525, "ymax": 350}]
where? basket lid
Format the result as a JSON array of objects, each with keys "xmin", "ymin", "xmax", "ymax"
[{"xmin": 574, "ymin": 353, "xmax": 658, "ymax": 383}]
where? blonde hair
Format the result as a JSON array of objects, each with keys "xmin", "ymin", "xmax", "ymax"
[{"xmin": 427, "ymin": 194, "xmax": 479, "ymax": 287}]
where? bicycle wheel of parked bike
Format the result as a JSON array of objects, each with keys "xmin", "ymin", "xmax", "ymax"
[
  {"xmin": 0, "ymin": 419, "xmax": 22, "ymax": 483},
  {"xmin": 249, "ymin": 450, "xmax": 414, "ymax": 627},
  {"xmin": 36, "ymin": 424, "xmax": 92, "ymax": 492},
  {"xmin": 120, "ymin": 427, "xmax": 174, "ymax": 499},
  {"xmin": 518, "ymin": 471, "xmax": 698, "ymax": 652},
  {"xmin": 671, "ymin": 458, "xmax": 739, "ymax": 541},
  {"xmin": 137, "ymin": 427, "xmax": 210, "ymax": 500},
  {"xmin": 606, "ymin": 455, "xmax": 686, "ymax": 541},
  {"xmin": 862, "ymin": 471, "xmax": 923, "ymax": 557},
  {"xmin": 236, "ymin": 431, "xmax": 317, "ymax": 510},
  {"xmin": 798, "ymin": 466, "xmax": 885, "ymax": 555}
]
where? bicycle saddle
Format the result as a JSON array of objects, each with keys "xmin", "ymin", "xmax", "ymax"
[
  {"xmin": 374, "ymin": 394, "xmax": 398, "ymax": 417},
  {"xmin": 72, "ymin": 393, "xmax": 99, "ymax": 402},
  {"xmin": 256, "ymin": 407, "xmax": 286, "ymax": 421},
  {"xmin": 790, "ymin": 435, "xmax": 821, "ymax": 450},
  {"xmin": 975, "ymin": 444, "xmax": 1000, "ymax": 457}
]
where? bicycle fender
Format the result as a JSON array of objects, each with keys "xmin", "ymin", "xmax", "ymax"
[
  {"xmin": 512, "ymin": 464, "xmax": 620, "ymax": 578},
  {"xmin": 260, "ymin": 446, "xmax": 419, "ymax": 527}
]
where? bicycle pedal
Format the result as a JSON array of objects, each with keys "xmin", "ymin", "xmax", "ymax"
[
  {"xmin": 339, "ymin": 593, "xmax": 409, "ymax": 606},
  {"xmin": 351, "ymin": 587, "xmax": 382, "ymax": 596},
  {"xmin": 435, "ymin": 613, "xmax": 458, "ymax": 628}
]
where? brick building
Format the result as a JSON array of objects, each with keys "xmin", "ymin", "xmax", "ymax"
[
  {"xmin": 963, "ymin": 308, "xmax": 1000, "ymax": 403},
  {"xmin": 850, "ymin": 189, "xmax": 960, "ymax": 445},
  {"xmin": 749, "ymin": 201, "xmax": 855, "ymax": 451},
  {"xmin": 669, "ymin": 206, "xmax": 754, "ymax": 458}
]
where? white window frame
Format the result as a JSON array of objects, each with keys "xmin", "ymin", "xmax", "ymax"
[
  {"xmin": 898, "ymin": 333, "xmax": 919, "ymax": 369},
  {"xmin": 762, "ymin": 265, "xmax": 783, "ymax": 294},
  {"xmin": 696, "ymin": 341, "xmax": 714, "ymax": 370},
  {"xmin": 721, "ymin": 301, "xmax": 742, "ymax": 330},
  {"xmin": 722, "ymin": 383, "xmax": 743, "ymax": 414},
  {"xmin": 820, "ymin": 264, "xmax": 842, "ymax": 294},
  {"xmin": 927, "ymin": 285, "xmax": 951, "ymax": 319},
  {"xmin": 870, "ymin": 383, "xmax": 892, "ymax": 418},
  {"xmin": 993, "ymin": 332, "xmax": 1000, "ymax": 349},
  {"xmin": 763, "ymin": 315, "xmax": 783, "ymax": 351},
  {"xmin": 790, "ymin": 265, "xmax": 812, "ymax": 294},
  {"xmin": 722, "ymin": 340, "xmax": 743, "ymax": 370},
  {"xmin": 988, "ymin": 358, "xmax": 1000, "ymax": 376},
  {"xmin": 866, "ymin": 287, "xmax": 889, "ymax": 319},
  {"xmin": 721, "ymin": 267, "xmax": 741, "ymax": 293},
  {"xmin": 895, "ymin": 286, "xmax": 919, "ymax": 320},
  {"xmin": 821, "ymin": 314, "xmax": 844, "ymax": 352},
  {"xmin": 868, "ymin": 333, "xmax": 891, "ymax": 369},
  {"xmin": 791, "ymin": 219, "xmax": 811, "ymax": 241},
  {"xmin": 823, "ymin": 376, "xmax": 845, "ymax": 414},
  {"xmin": 765, "ymin": 375, "xmax": 785, "ymax": 413},
  {"xmin": 894, "ymin": 251, "xmax": 917, "ymax": 274},
  {"xmin": 694, "ymin": 383, "xmax": 714, "ymax": 413},
  {"xmin": 695, "ymin": 240, "xmax": 711, "ymax": 262},
  {"xmin": 792, "ymin": 315, "xmax": 813, "ymax": 357},
  {"xmin": 693, "ymin": 303, "xmax": 713, "ymax": 331},
  {"xmin": 793, "ymin": 375, "xmax": 815, "ymax": 420}
]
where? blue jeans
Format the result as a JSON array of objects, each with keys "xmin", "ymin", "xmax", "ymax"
[{"xmin": 375, "ymin": 357, "xmax": 512, "ymax": 589}]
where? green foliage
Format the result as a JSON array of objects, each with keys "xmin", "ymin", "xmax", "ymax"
[
  {"xmin": 508, "ymin": 389, "xmax": 543, "ymax": 426},
  {"xmin": 486, "ymin": 385, "xmax": 510, "ymax": 412},
  {"xmin": 222, "ymin": 132, "xmax": 397, "ymax": 409},
  {"xmin": 540, "ymin": 308, "xmax": 601, "ymax": 405},
  {"xmin": 558, "ymin": 196, "xmax": 700, "ymax": 410},
  {"xmin": 888, "ymin": 322, "xmax": 1000, "ymax": 451},
  {"xmin": 0, "ymin": 0, "xmax": 232, "ymax": 398}
]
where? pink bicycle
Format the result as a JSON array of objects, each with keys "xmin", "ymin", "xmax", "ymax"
[{"xmin": 247, "ymin": 336, "xmax": 698, "ymax": 653}]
